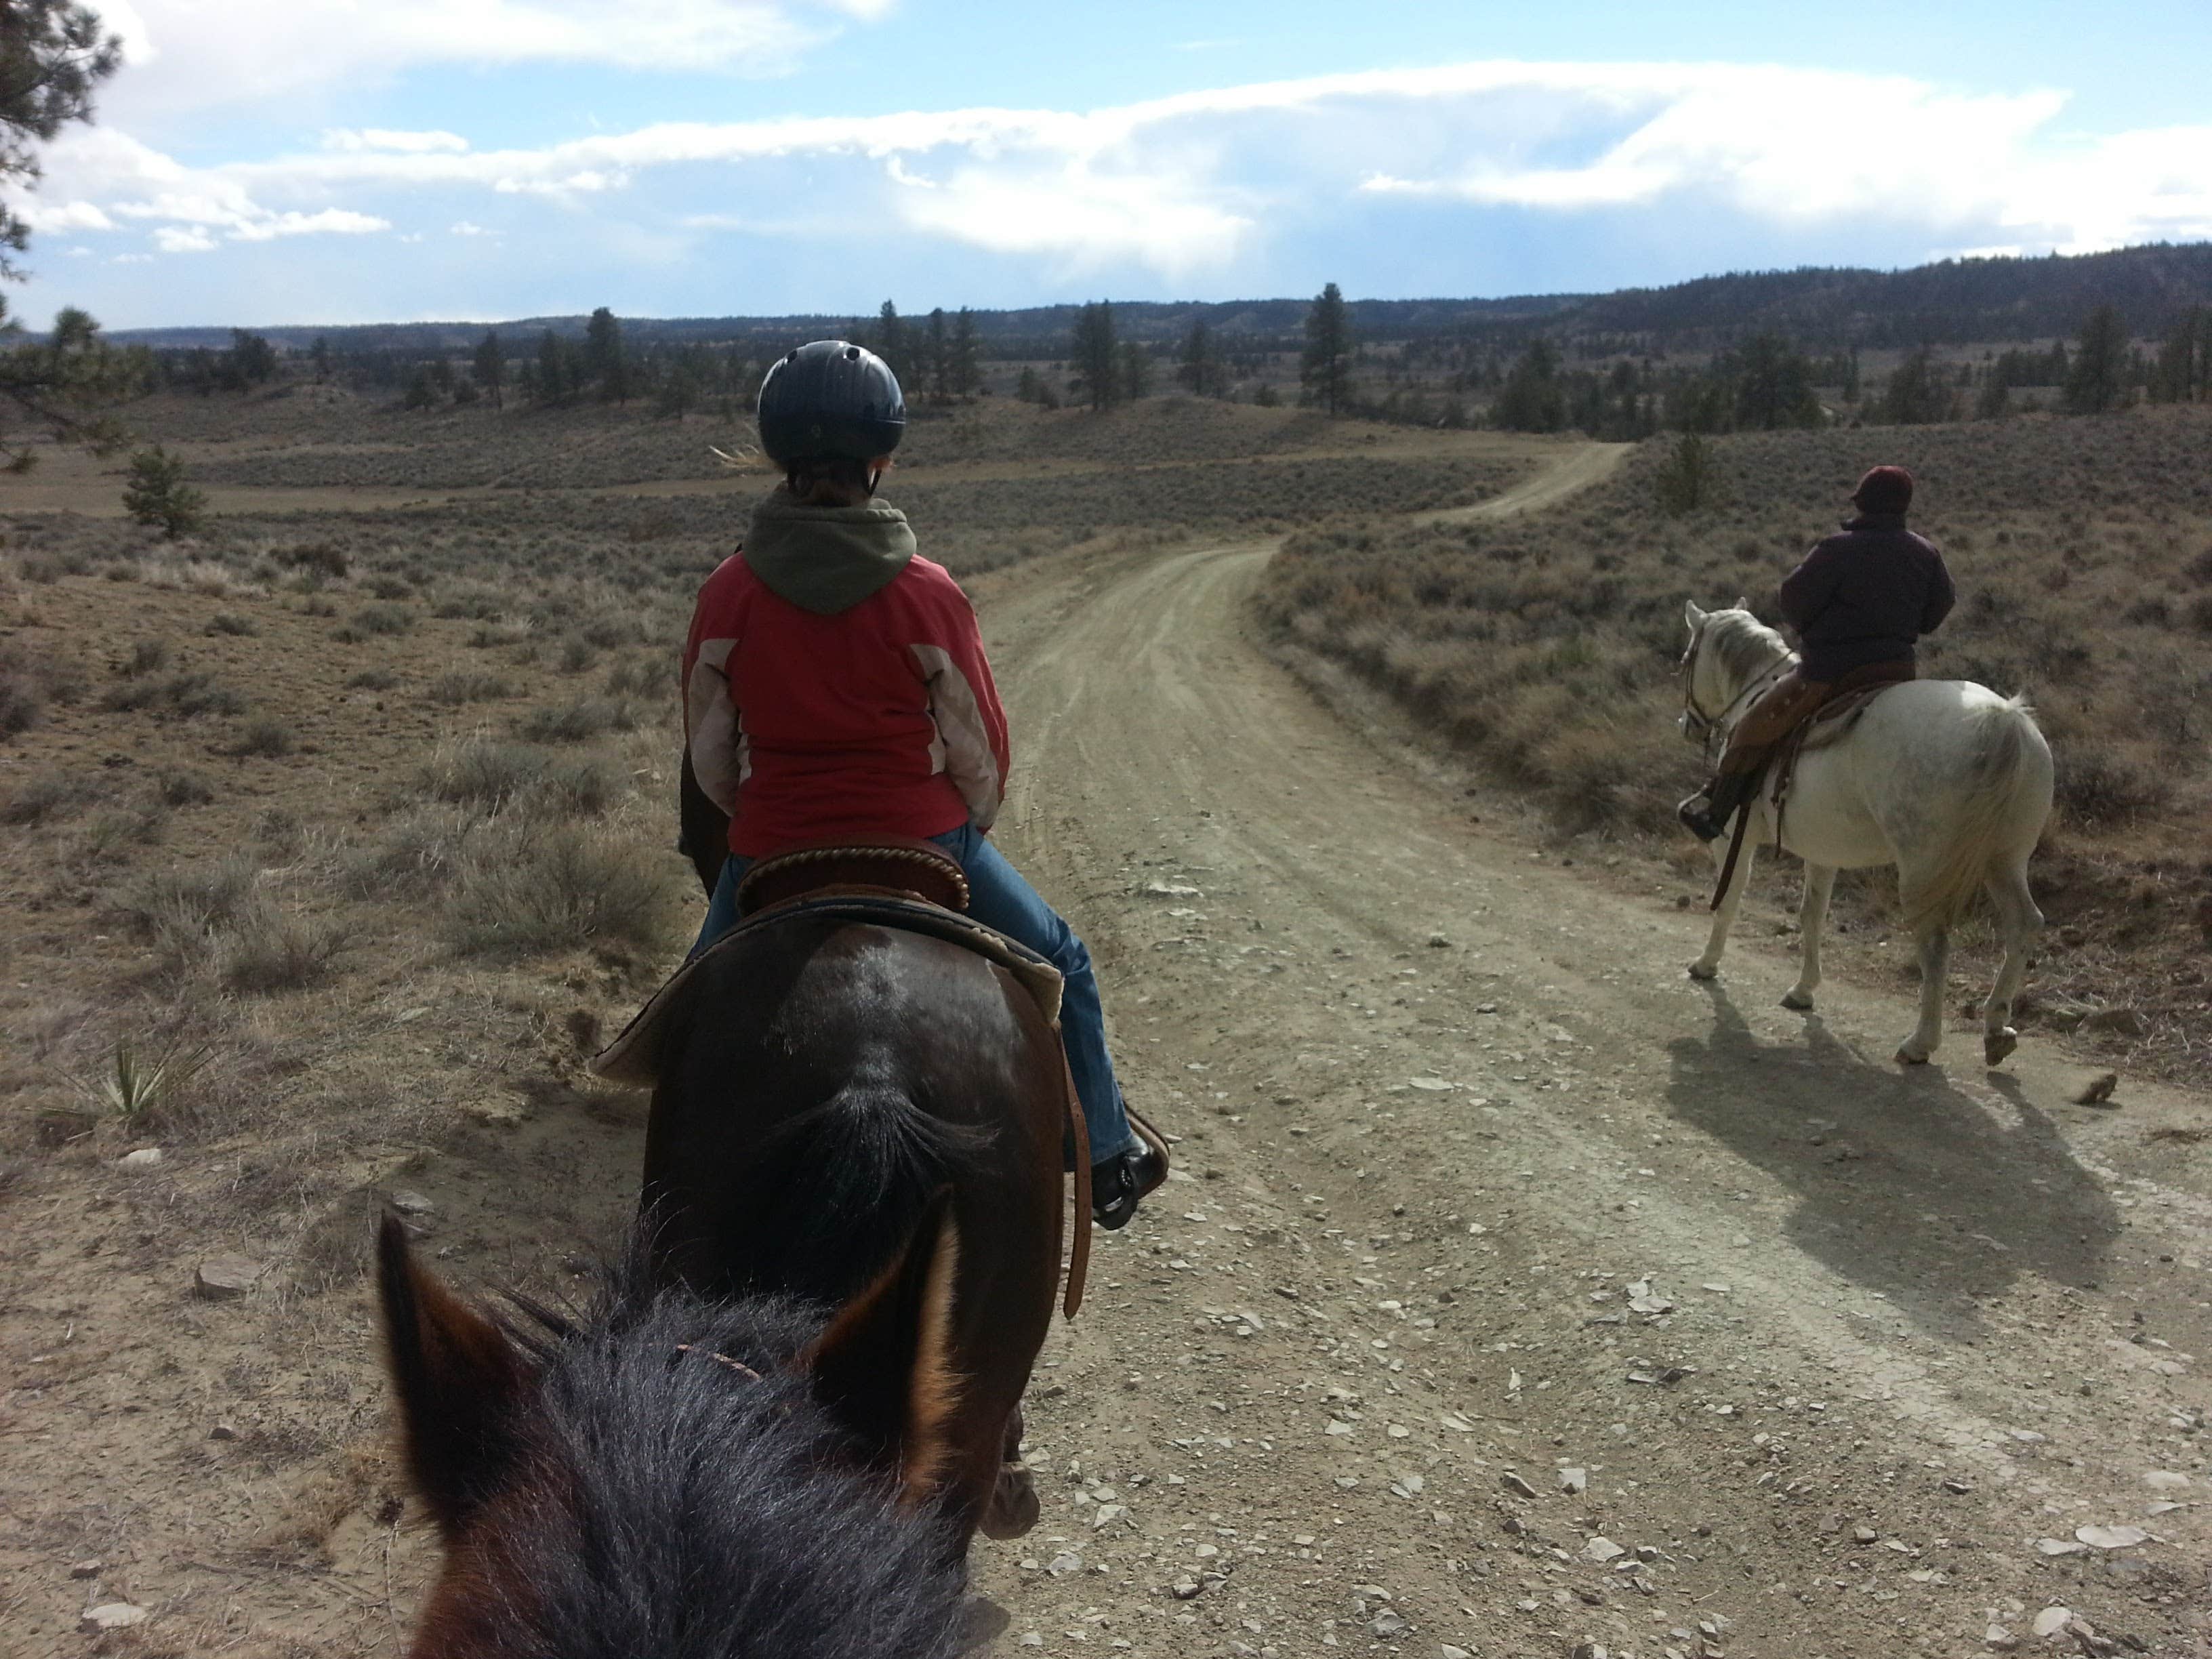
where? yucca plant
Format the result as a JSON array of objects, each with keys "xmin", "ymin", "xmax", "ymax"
[{"xmin": 89, "ymin": 1036, "xmax": 211, "ymax": 1122}]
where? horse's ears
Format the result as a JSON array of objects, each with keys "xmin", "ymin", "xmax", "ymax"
[
  {"xmin": 805, "ymin": 1191, "xmax": 964, "ymax": 1507},
  {"xmin": 1683, "ymin": 600, "xmax": 1706, "ymax": 628},
  {"xmin": 376, "ymin": 1216, "xmax": 529, "ymax": 1540}
]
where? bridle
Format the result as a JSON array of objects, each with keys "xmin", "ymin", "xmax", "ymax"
[{"xmin": 1678, "ymin": 626, "xmax": 1791, "ymax": 761}]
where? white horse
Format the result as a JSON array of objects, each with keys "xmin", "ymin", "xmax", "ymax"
[{"xmin": 1678, "ymin": 601, "xmax": 2055, "ymax": 1067}]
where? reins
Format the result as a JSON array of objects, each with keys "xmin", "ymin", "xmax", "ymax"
[{"xmin": 1679, "ymin": 635, "xmax": 1790, "ymax": 762}]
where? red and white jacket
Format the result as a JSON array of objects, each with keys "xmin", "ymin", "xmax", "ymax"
[{"xmin": 681, "ymin": 550, "xmax": 1010, "ymax": 859}]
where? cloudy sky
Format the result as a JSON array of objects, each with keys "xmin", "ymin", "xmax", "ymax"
[{"xmin": 7, "ymin": 0, "xmax": 2211, "ymax": 329}]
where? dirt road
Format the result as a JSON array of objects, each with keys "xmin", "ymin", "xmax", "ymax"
[{"xmin": 959, "ymin": 497, "xmax": 2212, "ymax": 1654}]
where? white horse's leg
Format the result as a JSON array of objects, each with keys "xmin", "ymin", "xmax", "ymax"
[
  {"xmin": 1689, "ymin": 829, "xmax": 1757, "ymax": 981},
  {"xmin": 1897, "ymin": 924, "xmax": 1950, "ymax": 1064},
  {"xmin": 1782, "ymin": 864, "xmax": 1835, "ymax": 1010},
  {"xmin": 1980, "ymin": 864, "xmax": 2045, "ymax": 1067}
]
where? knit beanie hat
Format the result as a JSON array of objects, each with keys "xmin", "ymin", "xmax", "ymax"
[{"xmin": 1851, "ymin": 465, "xmax": 1914, "ymax": 514}]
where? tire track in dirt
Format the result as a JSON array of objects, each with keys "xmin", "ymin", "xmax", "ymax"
[{"xmin": 963, "ymin": 448, "xmax": 2212, "ymax": 1656}]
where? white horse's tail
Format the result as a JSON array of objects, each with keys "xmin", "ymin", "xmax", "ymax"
[{"xmin": 1897, "ymin": 696, "xmax": 2047, "ymax": 934}]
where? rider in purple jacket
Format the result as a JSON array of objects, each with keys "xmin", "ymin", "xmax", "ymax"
[{"xmin": 1679, "ymin": 466, "xmax": 1955, "ymax": 841}]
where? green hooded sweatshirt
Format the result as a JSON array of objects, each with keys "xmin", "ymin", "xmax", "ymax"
[{"xmin": 742, "ymin": 488, "xmax": 918, "ymax": 616}]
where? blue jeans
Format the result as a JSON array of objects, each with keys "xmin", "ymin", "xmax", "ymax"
[{"xmin": 690, "ymin": 825, "xmax": 1141, "ymax": 1164}]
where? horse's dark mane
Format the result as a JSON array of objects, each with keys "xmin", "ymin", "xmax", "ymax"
[
  {"xmin": 471, "ymin": 1248, "xmax": 966, "ymax": 1659},
  {"xmin": 716, "ymin": 1061, "xmax": 993, "ymax": 1305}
]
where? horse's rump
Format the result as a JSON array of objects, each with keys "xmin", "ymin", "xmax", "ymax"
[{"xmin": 1885, "ymin": 689, "xmax": 2052, "ymax": 932}]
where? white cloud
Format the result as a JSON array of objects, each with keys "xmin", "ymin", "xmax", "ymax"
[
  {"xmin": 97, "ymin": 0, "xmax": 876, "ymax": 117},
  {"xmin": 20, "ymin": 56, "xmax": 2212, "ymax": 292},
  {"xmin": 324, "ymin": 129, "xmax": 472, "ymax": 155},
  {"xmin": 451, "ymin": 220, "xmax": 489, "ymax": 235},
  {"xmin": 229, "ymin": 209, "xmax": 390, "ymax": 241},
  {"xmin": 494, "ymin": 169, "xmax": 631, "ymax": 198},
  {"xmin": 16, "ymin": 199, "xmax": 117, "ymax": 232},
  {"xmin": 12, "ymin": 127, "xmax": 391, "ymax": 253}
]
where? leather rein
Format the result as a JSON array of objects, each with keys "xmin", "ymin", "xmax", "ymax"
[{"xmin": 1679, "ymin": 633, "xmax": 1792, "ymax": 762}]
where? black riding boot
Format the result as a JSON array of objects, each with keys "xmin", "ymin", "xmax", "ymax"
[
  {"xmin": 1091, "ymin": 1143, "xmax": 1166, "ymax": 1231},
  {"xmin": 1677, "ymin": 768, "xmax": 1757, "ymax": 843}
]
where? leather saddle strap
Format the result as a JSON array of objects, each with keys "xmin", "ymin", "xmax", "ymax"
[
  {"xmin": 1061, "ymin": 1047, "xmax": 1090, "ymax": 1321},
  {"xmin": 1710, "ymin": 782, "xmax": 1759, "ymax": 914}
]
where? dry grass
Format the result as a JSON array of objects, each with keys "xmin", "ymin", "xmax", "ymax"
[
  {"xmin": 1, "ymin": 636, "xmax": 86, "ymax": 736},
  {"xmin": 102, "ymin": 668, "xmax": 249, "ymax": 719},
  {"xmin": 444, "ymin": 819, "xmax": 678, "ymax": 962},
  {"xmin": 417, "ymin": 737, "xmax": 620, "ymax": 816},
  {"xmin": 424, "ymin": 667, "xmax": 513, "ymax": 706},
  {"xmin": 1, "ymin": 769, "xmax": 104, "ymax": 825}
]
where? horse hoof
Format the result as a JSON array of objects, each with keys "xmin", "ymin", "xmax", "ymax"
[
  {"xmin": 1687, "ymin": 962, "xmax": 1719, "ymax": 982},
  {"xmin": 1984, "ymin": 1029, "xmax": 2020, "ymax": 1067},
  {"xmin": 1893, "ymin": 1044, "xmax": 1932, "ymax": 1066},
  {"xmin": 979, "ymin": 1462, "xmax": 1040, "ymax": 1540},
  {"xmin": 1780, "ymin": 990, "xmax": 1814, "ymax": 1011}
]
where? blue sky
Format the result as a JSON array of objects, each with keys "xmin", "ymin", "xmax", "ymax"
[{"xmin": 7, "ymin": 0, "xmax": 2211, "ymax": 329}]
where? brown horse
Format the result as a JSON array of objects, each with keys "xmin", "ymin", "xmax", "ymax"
[
  {"xmin": 632, "ymin": 904, "xmax": 1068, "ymax": 1553},
  {"xmin": 642, "ymin": 760, "xmax": 1071, "ymax": 1551},
  {"xmin": 376, "ymin": 1214, "xmax": 973, "ymax": 1658}
]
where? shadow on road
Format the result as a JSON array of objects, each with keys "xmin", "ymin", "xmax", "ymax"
[{"xmin": 1664, "ymin": 983, "xmax": 2118, "ymax": 1342}]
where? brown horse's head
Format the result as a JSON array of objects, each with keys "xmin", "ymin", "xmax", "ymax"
[{"xmin": 375, "ymin": 1208, "xmax": 972, "ymax": 1658}]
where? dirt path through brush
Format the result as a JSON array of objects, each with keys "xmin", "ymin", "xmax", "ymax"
[{"xmin": 956, "ymin": 447, "xmax": 2212, "ymax": 1656}]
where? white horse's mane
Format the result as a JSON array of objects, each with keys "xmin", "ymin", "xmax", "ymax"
[{"xmin": 1701, "ymin": 607, "xmax": 1793, "ymax": 687}]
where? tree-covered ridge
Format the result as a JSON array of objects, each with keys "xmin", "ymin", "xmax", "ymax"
[{"xmin": 98, "ymin": 241, "xmax": 2212, "ymax": 359}]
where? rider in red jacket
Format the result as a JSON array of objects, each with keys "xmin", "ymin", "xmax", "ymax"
[{"xmin": 680, "ymin": 341, "xmax": 1164, "ymax": 1229}]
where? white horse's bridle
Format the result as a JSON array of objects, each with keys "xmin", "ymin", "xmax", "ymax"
[{"xmin": 1679, "ymin": 628, "xmax": 1791, "ymax": 760}]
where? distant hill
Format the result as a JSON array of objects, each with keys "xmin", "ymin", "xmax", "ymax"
[{"xmin": 105, "ymin": 241, "xmax": 2212, "ymax": 358}]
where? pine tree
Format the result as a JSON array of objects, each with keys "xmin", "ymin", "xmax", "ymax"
[
  {"xmin": 1300, "ymin": 282, "xmax": 1353, "ymax": 415},
  {"xmin": 122, "ymin": 445, "xmax": 205, "ymax": 538},
  {"xmin": 874, "ymin": 300, "xmax": 909, "ymax": 386},
  {"xmin": 926, "ymin": 307, "xmax": 950, "ymax": 403},
  {"xmin": 2063, "ymin": 306, "xmax": 2128, "ymax": 414},
  {"xmin": 535, "ymin": 329, "xmax": 568, "ymax": 405},
  {"xmin": 1069, "ymin": 301, "xmax": 1119, "ymax": 411},
  {"xmin": 1178, "ymin": 318, "xmax": 1224, "ymax": 397},
  {"xmin": 1, "ymin": 2, "xmax": 129, "ymax": 469},
  {"xmin": 225, "ymin": 329, "xmax": 276, "ymax": 385},
  {"xmin": 473, "ymin": 329, "xmax": 506, "ymax": 411},
  {"xmin": 585, "ymin": 307, "xmax": 629, "ymax": 402},
  {"xmin": 1730, "ymin": 332, "xmax": 1822, "ymax": 430},
  {"xmin": 1120, "ymin": 340, "xmax": 1152, "ymax": 403},
  {"xmin": 1492, "ymin": 339, "xmax": 1565, "ymax": 432},
  {"xmin": 2150, "ymin": 307, "xmax": 2207, "ymax": 404},
  {"xmin": 1654, "ymin": 432, "xmax": 1723, "ymax": 515},
  {"xmin": 1883, "ymin": 346, "xmax": 1950, "ymax": 425},
  {"xmin": 949, "ymin": 308, "xmax": 981, "ymax": 398}
]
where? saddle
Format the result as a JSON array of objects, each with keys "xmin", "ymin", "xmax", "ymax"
[
  {"xmin": 1768, "ymin": 665, "xmax": 1916, "ymax": 824},
  {"xmin": 1710, "ymin": 664, "xmax": 1913, "ymax": 910},
  {"xmin": 736, "ymin": 836, "xmax": 970, "ymax": 916}
]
